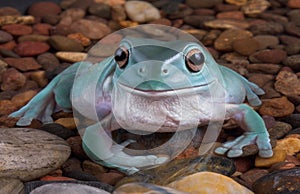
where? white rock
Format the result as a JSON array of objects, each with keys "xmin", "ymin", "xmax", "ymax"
[{"xmin": 125, "ymin": 1, "xmax": 161, "ymax": 23}]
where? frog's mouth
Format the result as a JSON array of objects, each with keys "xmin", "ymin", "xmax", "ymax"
[{"xmin": 117, "ymin": 79, "xmax": 216, "ymax": 97}]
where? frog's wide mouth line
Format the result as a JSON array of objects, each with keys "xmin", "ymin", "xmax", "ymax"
[{"xmin": 116, "ymin": 80, "xmax": 216, "ymax": 97}]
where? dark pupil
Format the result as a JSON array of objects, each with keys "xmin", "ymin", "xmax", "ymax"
[
  {"xmin": 189, "ymin": 53, "xmax": 204, "ymax": 66},
  {"xmin": 115, "ymin": 48, "xmax": 126, "ymax": 61}
]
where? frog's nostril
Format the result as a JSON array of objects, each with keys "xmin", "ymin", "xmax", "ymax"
[
  {"xmin": 162, "ymin": 69, "xmax": 168, "ymax": 74},
  {"xmin": 139, "ymin": 67, "xmax": 145, "ymax": 74}
]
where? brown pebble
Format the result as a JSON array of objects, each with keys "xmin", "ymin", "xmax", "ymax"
[
  {"xmin": 66, "ymin": 136, "xmax": 88, "ymax": 160},
  {"xmin": 4, "ymin": 57, "xmax": 42, "ymax": 71},
  {"xmin": 1, "ymin": 68, "xmax": 26, "ymax": 90},
  {"xmin": 32, "ymin": 23, "xmax": 52, "ymax": 35},
  {"xmin": 11, "ymin": 90, "xmax": 37, "ymax": 108},
  {"xmin": 14, "ymin": 41, "xmax": 50, "ymax": 57},
  {"xmin": 0, "ymin": 100, "xmax": 18, "ymax": 115},
  {"xmin": 217, "ymin": 11, "xmax": 245, "ymax": 20},
  {"xmin": 240, "ymin": 169, "xmax": 269, "ymax": 185},
  {"xmin": 67, "ymin": 33, "xmax": 91, "ymax": 46},
  {"xmin": 96, "ymin": 171, "xmax": 125, "ymax": 186},
  {"xmin": 28, "ymin": 1, "xmax": 61, "ymax": 18},
  {"xmin": 30, "ymin": 71, "xmax": 48, "ymax": 87},
  {"xmin": 275, "ymin": 71, "xmax": 300, "ymax": 96},
  {"xmin": 232, "ymin": 38, "xmax": 259, "ymax": 56},
  {"xmin": 2, "ymin": 24, "xmax": 32, "ymax": 36},
  {"xmin": 288, "ymin": 0, "xmax": 300, "ymax": 8},
  {"xmin": 259, "ymin": 97, "xmax": 295, "ymax": 117},
  {"xmin": 250, "ymin": 49, "xmax": 287, "ymax": 64},
  {"xmin": 54, "ymin": 117, "xmax": 77, "ymax": 130},
  {"xmin": 0, "ymin": 40, "xmax": 16, "ymax": 50}
]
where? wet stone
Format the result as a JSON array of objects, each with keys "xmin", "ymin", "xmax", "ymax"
[
  {"xmin": 124, "ymin": 1, "xmax": 161, "ymax": 23},
  {"xmin": 0, "ymin": 178, "xmax": 24, "ymax": 194},
  {"xmin": 259, "ymin": 97, "xmax": 295, "ymax": 117},
  {"xmin": 0, "ymin": 128, "xmax": 70, "ymax": 181},
  {"xmin": 253, "ymin": 168, "xmax": 300, "ymax": 194},
  {"xmin": 0, "ymin": 30, "xmax": 13, "ymax": 43},
  {"xmin": 275, "ymin": 71, "xmax": 300, "ymax": 96},
  {"xmin": 49, "ymin": 35, "xmax": 84, "ymax": 52},
  {"xmin": 14, "ymin": 41, "xmax": 50, "ymax": 57},
  {"xmin": 4, "ymin": 57, "xmax": 41, "ymax": 71}
]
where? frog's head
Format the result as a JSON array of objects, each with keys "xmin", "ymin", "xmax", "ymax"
[{"xmin": 112, "ymin": 37, "xmax": 220, "ymax": 94}]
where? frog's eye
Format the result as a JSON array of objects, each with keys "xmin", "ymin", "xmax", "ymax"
[
  {"xmin": 114, "ymin": 46, "xmax": 129, "ymax": 69},
  {"xmin": 185, "ymin": 49, "xmax": 205, "ymax": 72}
]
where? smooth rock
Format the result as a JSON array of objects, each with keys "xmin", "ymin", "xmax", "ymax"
[
  {"xmin": 255, "ymin": 148, "xmax": 287, "ymax": 168},
  {"xmin": 4, "ymin": 57, "xmax": 42, "ymax": 71},
  {"xmin": 82, "ymin": 160, "xmax": 107, "ymax": 175},
  {"xmin": 275, "ymin": 71, "xmax": 300, "ymax": 96},
  {"xmin": 247, "ymin": 73, "xmax": 274, "ymax": 88},
  {"xmin": 54, "ymin": 117, "xmax": 77, "ymax": 130},
  {"xmin": 28, "ymin": 1, "xmax": 61, "ymax": 18},
  {"xmin": 216, "ymin": 11, "xmax": 245, "ymax": 20},
  {"xmin": 0, "ymin": 40, "xmax": 17, "ymax": 51},
  {"xmin": 183, "ymin": 15, "xmax": 215, "ymax": 29},
  {"xmin": 56, "ymin": 51, "xmax": 87, "ymax": 62},
  {"xmin": 29, "ymin": 183, "xmax": 110, "ymax": 194},
  {"xmin": 253, "ymin": 168, "xmax": 300, "ymax": 194},
  {"xmin": 253, "ymin": 35, "xmax": 279, "ymax": 50},
  {"xmin": 246, "ymin": 63, "xmax": 281, "ymax": 74},
  {"xmin": 268, "ymin": 121, "xmax": 292, "ymax": 139},
  {"xmin": 66, "ymin": 136, "xmax": 88, "ymax": 159},
  {"xmin": 39, "ymin": 123, "xmax": 76, "ymax": 140},
  {"xmin": 288, "ymin": 0, "xmax": 300, "ymax": 8},
  {"xmin": 62, "ymin": 157, "xmax": 82, "ymax": 173},
  {"xmin": 11, "ymin": 90, "xmax": 37, "ymax": 108},
  {"xmin": 116, "ymin": 155, "xmax": 235, "ymax": 186},
  {"xmin": 250, "ymin": 22, "xmax": 284, "ymax": 35},
  {"xmin": 125, "ymin": 1, "xmax": 161, "ymax": 23},
  {"xmin": 288, "ymin": 9, "xmax": 300, "ymax": 24},
  {"xmin": 186, "ymin": 0, "xmax": 223, "ymax": 8},
  {"xmin": 30, "ymin": 71, "xmax": 48, "ymax": 87},
  {"xmin": 0, "ymin": 178, "xmax": 24, "ymax": 194},
  {"xmin": 0, "ymin": 7, "xmax": 21, "ymax": 16},
  {"xmin": 204, "ymin": 19, "xmax": 250, "ymax": 29},
  {"xmin": 0, "ymin": 30, "xmax": 13, "ymax": 43},
  {"xmin": 67, "ymin": 33, "xmax": 91, "ymax": 46},
  {"xmin": 232, "ymin": 38, "xmax": 259, "ymax": 56},
  {"xmin": 70, "ymin": 19, "xmax": 111, "ymax": 39},
  {"xmin": 60, "ymin": 8, "xmax": 85, "ymax": 21},
  {"xmin": 168, "ymin": 171, "xmax": 254, "ymax": 194},
  {"xmin": 63, "ymin": 170, "xmax": 99, "ymax": 181},
  {"xmin": 114, "ymin": 182, "xmax": 187, "ymax": 194},
  {"xmin": 240, "ymin": 169, "xmax": 269, "ymax": 185},
  {"xmin": 18, "ymin": 34, "xmax": 49, "ymax": 42},
  {"xmin": 37, "ymin": 52, "xmax": 60, "ymax": 72},
  {"xmin": 2, "ymin": 24, "xmax": 32, "ymax": 36},
  {"xmin": 0, "ymin": 16, "xmax": 35, "ymax": 26},
  {"xmin": 88, "ymin": 2, "xmax": 111, "ymax": 19},
  {"xmin": 283, "ymin": 54, "xmax": 300, "ymax": 72},
  {"xmin": 0, "ymin": 128, "xmax": 70, "ymax": 181},
  {"xmin": 95, "ymin": 171, "xmax": 125, "ymax": 185},
  {"xmin": 225, "ymin": 0, "xmax": 247, "ymax": 6},
  {"xmin": 249, "ymin": 49, "xmax": 287, "ymax": 64},
  {"xmin": 1, "ymin": 68, "xmax": 26, "ymax": 90},
  {"xmin": 242, "ymin": 0, "xmax": 270, "ymax": 16},
  {"xmin": 111, "ymin": 4, "xmax": 127, "ymax": 22},
  {"xmin": 276, "ymin": 137, "xmax": 300, "ymax": 155},
  {"xmin": 49, "ymin": 35, "xmax": 84, "ymax": 52},
  {"xmin": 214, "ymin": 29, "xmax": 253, "ymax": 51},
  {"xmin": 33, "ymin": 23, "xmax": 52, "ymax": 35},
  {"xmin": 14, "ymin": 41, "xmax": 50, "ymax": 57},
  {"xmin": 259, "ymin": 97, "xmax": 295, "ymax": 117},
  {"xmin": 0, "ymin": 100, "xmax": 17, "ymax": 116}
]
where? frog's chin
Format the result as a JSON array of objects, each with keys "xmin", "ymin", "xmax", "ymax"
[{"xmin": 116, "ymin": 79, "xmax": 216, "ymax": 97}]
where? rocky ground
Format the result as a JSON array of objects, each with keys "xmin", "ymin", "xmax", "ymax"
[{"xmin": 1, "ymin": 0, "xmax": 300, "ymax": 193}]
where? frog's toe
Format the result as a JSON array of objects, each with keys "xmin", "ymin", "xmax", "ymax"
[
  {"xmin": 214, "ymin": 146, "xmax": 229, "ymax": 155},
  {"xmin": 256, "ymin": 134, "xmax": 273, "ymax": 158}
]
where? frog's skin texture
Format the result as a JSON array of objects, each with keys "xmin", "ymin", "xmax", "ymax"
[{"xmin": 10, "ymin": 37, "xmax": 273, "ymax": 174}]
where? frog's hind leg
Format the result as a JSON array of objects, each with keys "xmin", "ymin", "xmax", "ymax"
[{"xmin": 215, "ymin": 104, "xmax": 273, "ymax": 158}]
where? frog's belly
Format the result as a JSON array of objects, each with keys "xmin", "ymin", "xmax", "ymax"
[{"xmin": 112, "ymin": 87, "xmax": 224, "ymax": 132}]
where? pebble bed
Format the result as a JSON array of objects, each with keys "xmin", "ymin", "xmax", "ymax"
[{"xmin": 0, "ymin": 0, "xmax": 300, "ymax": 193}]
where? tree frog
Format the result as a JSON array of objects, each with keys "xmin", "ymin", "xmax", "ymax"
[{"xmin": 10, "ymin": 36, "xmax": 273, "ymax": 174}]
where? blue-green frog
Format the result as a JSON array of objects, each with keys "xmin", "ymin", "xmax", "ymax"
[{"xmin": 10, "ymin": 36, "xmax": 273, "ymax": 174}]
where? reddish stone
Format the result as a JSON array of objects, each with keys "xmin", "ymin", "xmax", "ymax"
[
  {"xmin": 288, "ymin": 0, "xmax": 300, "ymax": 8},
  {"xmin": 40, "ymin": 175, "xmax": 75, "ymax": 181},
  {"xmin": 1, "ymin": 68, "xmax": 26, "ymax": 91},
  {"xmin": 28, "ymin": 1, "xmax": 61, "ymax": 18},
  {"xmin": 96, "ymin": 171, "xmax": 125, "ymax": 185},
  {"xmin": 234, "ymin": 157, "xmax": 254, "ymax": 173},
  {"xmin": 250, "ymin": 49, "xmax": 287, "ymax": 64},
  {"xmin": 33, "ymin": 23, "xmax": 52, "ymax": 35},
  {"xmin": 66, "ymin": 136, "xmax": 88, "ymax": 160},
  {"xmin": 259, "ymin": 97, "xmax": 295, "ymax": 117},
  {"xmin": 193, "ymin": 8, "xmax": 216, "ymax": 16},
  {"xmin": 5, "ymin": 57, "xmax": 42, "ymax": 71},
  {"xmin": 217, "ymin": 11, "xmax": 245, "ymax": 20},
  {"xmin": 0, "ymin": 40, "xmax": 17, "ymax": 50},
  {"xmin": 14, "ymin": 41, "xmax": 50, "ymax": 57},
  {"xmin": 11, "ymin": 90, "xmax": 37, "ymax": 108},
  {"xmin": 0, "ymin": 100, "xmax": 18, "ymax": 116},
  {"xmin": 2, "ymin": 24, "xmax": 32, "ymax": 36},
  {"xmin": 240, "ymin": 169, "xmax": 269, "ymax": 184}
]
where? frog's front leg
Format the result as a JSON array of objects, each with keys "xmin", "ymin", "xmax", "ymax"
[
  {"xmin": 215, "ymin": 104, "xmax": 273, "ymax": 158},
  {"xmin": 82, "ymin": 114, "xmax": 169, "ymax": 174}
]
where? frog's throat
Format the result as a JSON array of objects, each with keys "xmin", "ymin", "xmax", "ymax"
[{"xmin": 116, "ymin": 80, "xmax": 216, "ymax": 98}]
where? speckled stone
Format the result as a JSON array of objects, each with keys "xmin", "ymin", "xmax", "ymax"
[
  {"xmin": 2, "ymin": 24, "xmax": 32, "ymax": 36},
  {"xmin": 70, "ymin": 19, "xmax": 111, "ymax": 39},
  {"xmin": 49, "ymin": 35, "xmax": 84, "ymax": 52},
  {"xmin": 259, "ymin": 97, "xmax": 295, "ymax": 117},
  {"xmin": 255, "ymin": 148, "xmax": 287, "ymax": 168},
  {"xmin": 276, "ymin": 137, "xmax": 300, "ymax": 155},
  {"xmin": 0, "ymin": 178, "xmax": 24, "ymax": 194},
  {"xmin": 0, "ymin": 30, "xmax": 13, "ymax": 43},
  {"xmin": 4, "ymin": 57, "xmax": 42, "ymax": 71},
  {"xmin": 249, "ymin": 49, "xmax": 287, "ymax": 64},
  {"xmin": 14, "ymin": 41, "xmax": 50, "ymax": 57},
  {"xmin": 1, "ymin": 68, "xmax": 26, "ymax": 91}
]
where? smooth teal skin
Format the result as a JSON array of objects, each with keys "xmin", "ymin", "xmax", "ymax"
[{"xmin": 10, "ymin": 37, "xmax": 273, "ymax": 174}]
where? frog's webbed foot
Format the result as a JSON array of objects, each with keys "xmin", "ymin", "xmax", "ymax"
[
  {"xmin": 215, "ymin": 104, "xmax": 273, "ymax": 158},
  {"xmin": 215, "ymin": 131, "xmax": 273, "ymax": 158},
  {"xmin": 83, "ymin": 123, "xmax": 169, "ymax": 174}
]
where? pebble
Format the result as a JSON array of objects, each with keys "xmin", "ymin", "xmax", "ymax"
[
  {"xmin": 0, "ymin": 100, "xmax": 17, "ymax": 115},
  {"xmin": 124, "ymin": 1, "xmax": 161, "ymax": 23},
  {"xmin": 259, "ymin": 97, "xmax": 295, "ymax": 117},
  {"xmin": 268, "ymin": 121, "xmax": 292, "ymax": 139},
  {"xmin": 114, "ymin": 182, "xmax": 187, "ymax": 194},
  {"xmin": 49, "ymin": 35, "xmax": 84, "ymax": 52},
  {"xmin": 0, "ymin": 7, "xmax": 21, "ymax": 16},
  {"xmin": 168, "ymin": 171, "xmax": 254, "ymax": 194},
  {"xmin": 2, "ymin": 24, "xmax": 32, "ymax": 36},
  {"xmin": 249, "ymin": 49, "xmax": 287, "ymax": 64},
  {"xmin": 240, "ymin": 169, "xmax": 269, "ymax": 185},
  {"xmin": 14, "ymin": 41, "xmax": 50, "ymax": 57},
  {"xmin": 288, "ymin": 0, "xmax": 300, "ymax": 8},
  {"xmin": 0, "ymin": 178, "xmax": 24, "ymax": 194},
  {"xmin": 66, "ymin": 136, "xmax": 88, "ymax": 159},
  {"xmin": 204, "ymin": 19, "xmax": 250, "ymax": 29},
  {"xmin": 54, "ymin": 117, "xmax": 77, "ymax": 130},
  {"xmin": 276, "ymin": 137, "xmax": 300, "ymax": 155},
  {"xmin": 111, "ymin": 4, "xmax": 127, "ymax": 22},
  {"xmin": 18, "ymin": 34, "xmax": 50, "ymax": 43},
  {"xmin": 56, "ymin": 51, "xmax": 87, "ymax": 62},
  {"xmin": 30, "ymin": 71, "xmax": 48, "ymax": 87},
  {"xmin": 232, "ymin": 38, "xmax": 259, "ymax": 56},
  {"xmin": 29, "ymin": 183, "xmax": 110, "ymax": 194},
  {"xmin": 60, "ymin": 8, "xmax": 86, "ymax": 21},
  {"xmin": 242, "ymin": 0, "xmax": 270, "ymax": 16},
  {"xmin": 0, "ymin": 40, "xmax": 17, "ymax": 50},
  {"xmin": 37, "ymin": 52, "xmax": 60, "ymax": 72},
  {"xmin": 4, "ymin": 57, "xmax": 42, "ymax": 71},
  {"xmin": 96, "ymin": 171, "xmax": 125, "ymax": 185},
  {"xmin": 283, "ymin": 54, "xmax": 300, "ymax": 72},
  {"xmin": 255, "ymin": 148, "xmax": 287, "ymax": 168},
  {"xmin": 0, "ymin": 15, "xmax": 35, "ymax": 26},
  {"xmin": 33, "ymin": 23, "xmax": 52, "ymax": 35},
  {"xmin": 186, "ymin": 0, "xmax": 223, "ymax": 8},
  {"xmin": 216, "ymin": 11, "xmax": 245, "ymax": 20},
  {"xmin": 247, "ymin": 73, "xmax": 274, "ymax": 88},
  {"xmin": 250, "ymin": 21, "xmax": 284, "ymax": 35},
  {"xmin": 253, "ymin": 168, "xmax": 300, "ymax": 194},
  {"xmin": 11, "ymin": 90, "xmax": 37, "ymax": 108},
  {"xmin": 67, "ymin": 33, "xmax": 91, "ymax": 46},
  {"xmin": 62, "ymin": 157, "xmax": 82, "ymax": 173},
  {"xmin": 70, "ymin": 19, "xmax": 111, "ymax": 39},
  {"xmin": 39, "ymin": 123, "xmax": 76, "ymax": 140},
  {"xmin": 225, "ymin": 0, "xmax": 247, "ymax": 6},
  {"xmin": 88, "ymin": 3, "xmax": 111, "ymax": 19},
  {"xmin": 281, "ymin": 114, "xmax": 300, "ymax": 128},
  {"xmin": 63, "ymin": 170, "xmax": 99, "ymax": 181},
  {"xmin": 0, "ymin": 30, "xmax": 13, "ymax": 43},
  {"xmin": 246, "ymin": 63, "xmax": 281, "ymax": 74},
  {"xmin": 28, "ymin": 2, "xmax": 61, "ymax": 19},
  {"xmin": 253, "ymin": 35, "xmax": 279, "ymax": 50},
  {"xmin": 183, "ymin": 15, "xmax": 215, "ymax": 29},
  {"xmin": 214, "ymin": 29, "xmax": 253, "ymax": 51},
  {"xmin": 82, "ymin": 160, "xmax": 107, "ymax": 175},
  {"xmin": 1, "ymin": 68, "xmax": 26, "ymax": 91},
  {"xmin": 0, "ymin": 128, "xmax": 70, "ymax": 181},
  {"xmin": 274, "ymin": 71, "xmax": 300, "ymax": 96}
]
